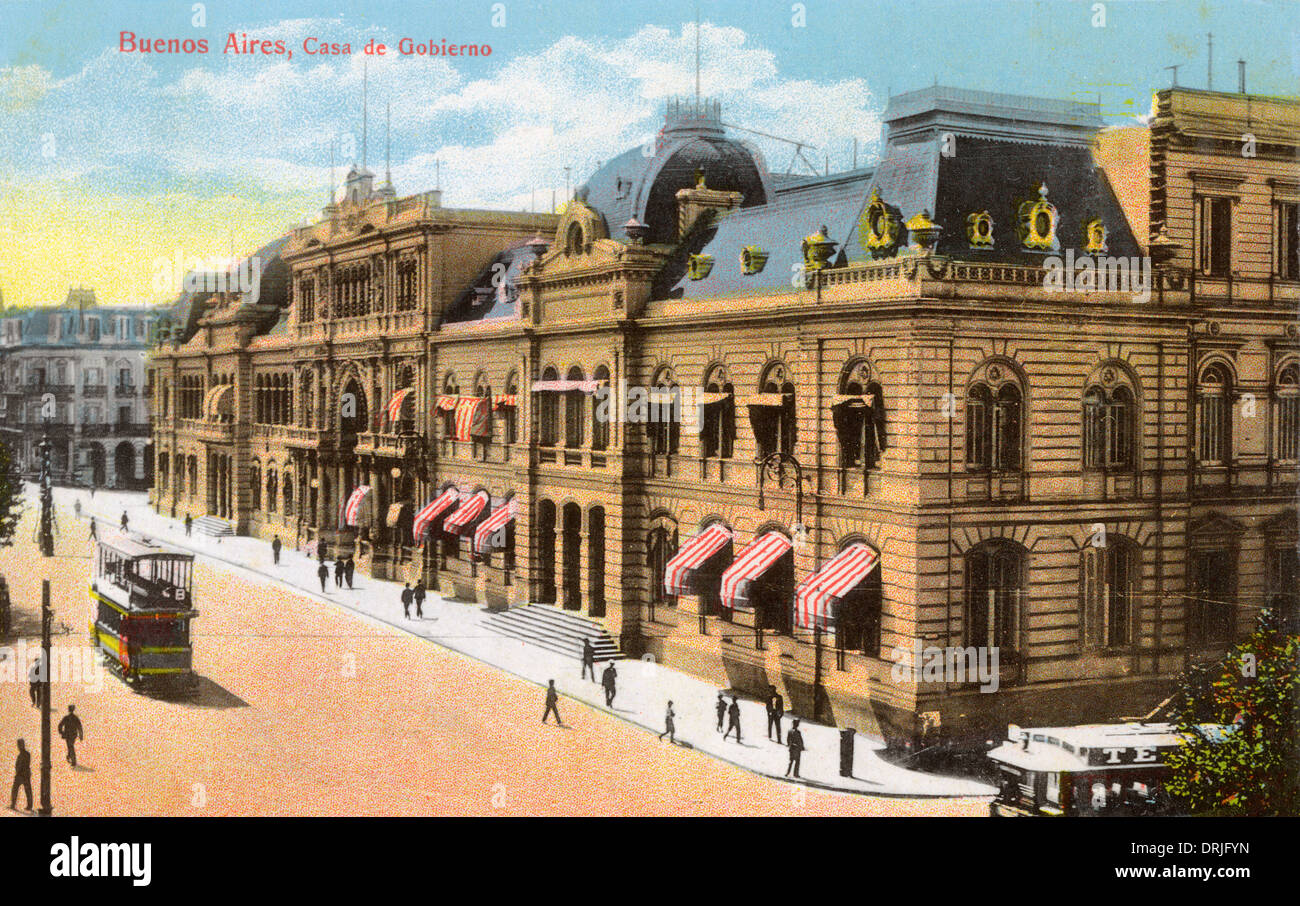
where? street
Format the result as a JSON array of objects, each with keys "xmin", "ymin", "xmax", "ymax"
[{"xmin": 0, "ymin": 491, "xmax": 986, "ymax": 817}]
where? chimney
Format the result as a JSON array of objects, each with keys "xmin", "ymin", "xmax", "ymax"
[{"xmin": 675, "ymin": 168, "xmax": 742, "ymax": 238}]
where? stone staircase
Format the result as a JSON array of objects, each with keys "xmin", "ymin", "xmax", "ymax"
[
  {"xmin": 484, "ymin": 604, "xmax": 623, "ymax": 662},
  {"xmin": 193, "ymin": 515, "xmax": 235, "ymax": 538}
]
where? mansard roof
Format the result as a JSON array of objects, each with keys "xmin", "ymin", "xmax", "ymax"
[{"xmin": 442, "ymin": 238, "xmax": 537, "ymax": 323}]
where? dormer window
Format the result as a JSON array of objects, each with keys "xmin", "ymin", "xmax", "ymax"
[
  {"xmin": 1083, "ymin": 218, "xmax": 1108, "ymax": 254},
  {"xmin": 1017, "ymin": 183, "xmax": 1058, "ymax": 251},
  {"xmin": 860, "ymin": 189, "xmax": 901, "ymax": 258},
  {"xmin": 967, "ymin": 211, "xmax": 995, "ymax": 249},
  {"xmin": 565, "ymin": 222, "xmax": 584, "ymax": 255}
]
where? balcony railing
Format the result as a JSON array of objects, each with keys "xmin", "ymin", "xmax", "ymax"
[
  {"xmin": 82, "ymin": 385, "xmax": 107, "ymax": 398},
  {"xmin": 113, "ymin": 384, "xmax": 137, "ymax": 397}
]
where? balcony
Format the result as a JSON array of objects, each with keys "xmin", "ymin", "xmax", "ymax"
[
  {"xmin": 82, "ymin": 384, "xmax": 107, "ymax": 398},
  {"xmin": 115, "ymin": 422, "xmax": 152, "ymax": 436},
  {"xmin": 46, "ymin": 383, "xmax": 74, "ymax": 398},
  {"xmin": 356, "ymin": 431, "xmax": 424, "ymax": 459},
  {"xmin": 81, "ymin": 424, "xmax": 111, "ymax": 437},
  {"xmin": 113, "ymin": 384, "xmax": 138, "ymax": 398}
]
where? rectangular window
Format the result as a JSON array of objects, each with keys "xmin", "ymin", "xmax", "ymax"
[
  {"xmin": 1198, "ymin": 393, "xmax": 1226, "ymax": 463},
  {"xmin": 1188, "ymin": 549, "xmax": 1236, "ymax": 645},
  {"xmin": 1276, "ymin": 395, "xmax": 1299, "ymax": 461},
  {"xmin": 1200, "ymin": 196, "xmax": 1232, "ymax": 277},
  {"xmin": 1277, "ymin": 202, "xmax": 1299, "ymax": 280}
]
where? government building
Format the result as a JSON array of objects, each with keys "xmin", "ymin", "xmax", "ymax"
[
  {"xmin": 147, "ymin": 85, "xmax": 1300, "ymax": 749},
  {"xmin": 0, "ymin": 287, "xmax": 160, "ymax": 488}
]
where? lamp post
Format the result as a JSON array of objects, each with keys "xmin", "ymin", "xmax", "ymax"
[{"xmin": 37, "ymin": 416, "xmax": 54, "ymax": 815}]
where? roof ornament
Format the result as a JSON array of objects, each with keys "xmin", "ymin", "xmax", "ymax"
[
  {"xmin": 905, "ymin": 210, "xmax": 942, "ymax": 251},
  {"xmin": 623, "ymin": 218, "xmax": 650, "ymax": 245},
  {"xmin": 801, "ymin": 225, "xmax": 838, "ymax": 271}
]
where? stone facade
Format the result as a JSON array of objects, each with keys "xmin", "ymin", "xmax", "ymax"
[{"xmin": 148, "ymin": 88, "xmax": 1299, "ymax": 748}]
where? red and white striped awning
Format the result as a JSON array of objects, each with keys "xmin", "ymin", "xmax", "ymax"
[
  {"xmin": 412, "ymin": 487, "xmax": 460, "ymax": 540},
  {"xmin": 794, "ymin": 543, "xmax": 880, "ymax": 630},
  {"xmin": 492, "ymin": 393, "xmax": 518, "ymax": 409},
  {"xmin": 474, "ymin": 499, "xmax": 518, "ymax": 555},
  {"xmin": 720, "ymin": 531, "xmax": 794, "ymax": 611},
  {"xmin": 434, "ymin": 395, "xmax": 459, "ymax": 411},
  {"xmin": 531, "ymin": 379, "xmax": 603, "ymax": 393},
  {"xmin": 663, "ymin": 523, "xmax": 733, "ymax": 596},
  {"xmin": 443, "ymin": 489, "xmax": 489, "ymax": 534},
  {"xmin": 386, "ymin": 387, "xmax": 415, "ymax": 422},
  {"xmin": 343, "ymin": 485, "xmax": 372, "ymax": 527},
  {"xmin": 452, "ymin": 397, "xmax": 490, "ymax": 440}
]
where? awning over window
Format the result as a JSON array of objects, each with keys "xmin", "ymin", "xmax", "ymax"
[
  {"xmin": 531, "ymin": 379, "xmax": 603, "ymax": 393},
  {"xmin": 444, "ymin": 489, "xmax": 489, "ymax": 534},
  {"xmin": 738, "ymin": 392, "xmax": 789, "ymax": 408},
  {"xmin": 698, "ymin": 391, "xmax": 732, "ymax": 406},
  {"xmin": 832, "ymin": 393, "xmax": 876, "ymax": 408},
  {"xmin": 413, "ymin": 487, "xmax": 459, "ymax": 540},
  {"xmin": 794, "ymin": 543, "xmax": 880, "ymax": 630},
  {"xmin": 343, "ymin": 485, "xmax": 372, "ymax": 527},
  {"xmin": 385, "ymin": 502, "xmax": 408, "ymax": 528},
  {"xmin": 720, "ymin": 531, "xmax": 794, "ymax": 611},
  {"xmin": 663, "ymin": 523, "xmax": 733, "ymax": 596},
  {"xmin": 452, "ymin": 397, "xmax": 490, "ymax": 440},
  {"xmin": 204, "ymin": 383, "xmax": 233, "ymax": 419},
  {"xmin": 473, "ymin": 499, "xmax": 518, "ymax": 555},
  {"xmin": 386, "ymin": 387, "xmax": 415, "ymax": 422},
  {"xmin": 492, "ymin": 394, "xmax": 518, "ymax": 409},
  {"xmin": 434, "ymin": 395, "xmax": 459, "ymax": 411}
]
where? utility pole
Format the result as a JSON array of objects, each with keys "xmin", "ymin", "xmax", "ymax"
[{"xmin": 37, "ymin": 416, "xmax": 54, "ymax": 816}]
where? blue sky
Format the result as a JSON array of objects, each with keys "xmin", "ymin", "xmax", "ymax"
[{"xmin": 0, "ymin": 0, "xmax": 1295, "ymax": 304}]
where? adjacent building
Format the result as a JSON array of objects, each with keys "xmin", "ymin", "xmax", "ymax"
[
  {"xmin": 0, "ymin": 287, "xmax": 159, "ymax": 488},
  {"xmin": 148, "ymin": 85, "xmax": 1299, "ymax": 749}
]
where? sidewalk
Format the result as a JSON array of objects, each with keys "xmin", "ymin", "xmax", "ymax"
[{"xmin": 67, "ymin": 487, "xmax": 995, "ymax": 800}]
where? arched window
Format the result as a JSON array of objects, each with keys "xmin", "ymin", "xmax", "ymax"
[
  {"xmin": 283, "ymin": 473, "xmax": 294, "ymax": 516},
  {"xmin": 966, "ymin": 363, "xmax": 1022, "ymax": 471},
  {"xmin": 1081, "ymin": 536, "xmax": 1138, "ymax": 649},
  {"xmin": 266, "ymin": 468, "xmax": 278, "ymax": 514},
  {"xmin": 648, "ymin": 367, "xmax": 680, "ymax": 456},
  {"xmin": 538, "ymin": 367, "xmax": 559, "ymax": 447},
  {"xmin": 751, "ymin": 362, "xmax": 795, "ymax": 459},
  {"xmin": 564, "ymin": 366, "xmax": 585, "ymax": 449},
  {"xmin": 833, "ymin": 540, "xmax": 884, "ymax": 657},
  {"xmin": 1083, "ymin": 372, "xmax": 1135, "ymax": 469},
  {"xmin": 566, "ymin": 222, "xmax": 584, "ymax": 255},
  {"xmin": 1196, "ymin": 362, "xmax": 1233, "ymax": 465},
  {"xmin": 701, "ymin": 364, "xmax": 735, "ymax": 459},
  {"xmin": 250, "ymin": 464, "xmax": 261, "ymax": 511},
  {"xmin": 1274, "ymin": 363, "xmax": 1299, "ymax": 462},
  {"xmin": 591, "ymin": 365, "xmax": 611, "ymax": 451},
  {"xmin": 647, "ymin": 521, "xmax": 679, "ymax": 609},
  {"xmin": 442, "ymin": 374, "xmax": 460, "ymax": 438},
  {"xmin": 503, "ymin": 372, "xmax": 519, "ymax": 444},
  {"xmin": 300, "ymin": 372, "xmax": 315, "ymax": 428},
  {"xmin": 834, "ymin": 360, "xmax": 887, "ymax": 470},
  {"xmin": 965, "ymin": 540, "xmax": 1024, "ymax": 653}
]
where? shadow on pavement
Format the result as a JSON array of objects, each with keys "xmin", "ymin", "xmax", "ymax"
[{"xmin": 154, "ymin": 675, "xmax": 249, "ymax": 709}]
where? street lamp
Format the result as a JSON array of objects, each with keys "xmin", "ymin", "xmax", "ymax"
[{"xmin": 36, "ymin": 416, "xmax": 54, "ymax": 815}]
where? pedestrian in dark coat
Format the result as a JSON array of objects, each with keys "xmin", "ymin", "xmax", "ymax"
[
  {"xmin": 601, "ymin": 661, "xmax": 617, "ymax": 707},
  {"xmin": 766, "ymin": 685, "xmax": 784, "ymax": 743},
  {"xmin": 344, "ymin": 557, "xmax": 355, "ymax": 589},
  {"xmin": 184, "ymin": 513, "xmax": 192, "ymax": 536},
  {"xmin": 723, "ymin": 696, "xmax": 742, "ymax": 742},
  {"xmin": 88, "ymin": 518, "xmax": 97, "ymax": 540},
  {"xmin": 542, "ymin": 679, "xmax": 562, "ymax": 725},
  {"xmin": 317, "ymin": 562, "xmax": 329, "ymax": 593},
  {"xmin": 57, "ymin": 705, "xmax": 83, "ymax": 767},
  {"xmin": 715, "ymin": 692, "xmax": 727, "ymax": 731},
  {"xmin": 658, "ymin": 701, "xmax": 676, "ymax": 743},
  {"xmin": 120, "ymin": 511, "xmax": 129, "ymax": 532},
  {"xmin": 400, "ymin": 583, "xmax": 413, "ymax": 618},
  {"xmin": 27, "ymin": 653, "xmax": 43, "ymax": 708},
  {"xmin": 786, "ymin": 719, "xmax": 806, "ymax": 778},
  {"xmin": 581, "ymin": 638, "xmax": 596, "ymax": 681},
  {"xmin": 271, "ymin": 535, "xmax": 282, "ymax": 565},
  {"xmin": 10, "ymin": 740, "xmax": 31, "ymax": 811},
  {"xmin": 413, "ymin": 580, "xmax": 426, "ymax": 618},
  {"xmin": 334, "ymin": 559, "xmax": 344, "ymax": 588}
]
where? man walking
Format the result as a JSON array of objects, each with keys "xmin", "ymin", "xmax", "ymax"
[
  {"xmin": 120, "ymin": 511, "xmax": 129, "ymax": 532},
  {"xmin": 184, "ymin": 513, "xmax": 192, "ymax": 536},
  {"xmin": 581, "ymin": 638, "xmax": 596, "ymax": 681},
  {"xmin": 57, "ymin": 704, "xmax": 83, "ymax": 767},
  {"xmin": 344, "ymin": 557, "xmax": 355, "ymax": 590},
  {"xmin": 74, "ymin": 499, "xmax": 82, "ymax": 520},
  {"xmin": 10, "ymin": 740, "xmax": 31, "ymax": 812},
  {"xmin": 785, "ymin": 719, "xmax": 806, "ymax": 778},
  {"xmin": 766, "ymin": 684, "xmax": 784, "ymax": 743},
  {"xmin": 542, "ymin": 679, "xmax": 562, "ymax": 725},
  {"xmin": 400, "ymin": 583, "xmax": 413, "ymax": 618},
  {"xmin": 715, "ymin": 692, "xmax": 727, "ymax": 732},
  {"xmin": 88, "ymin": 517, "xmax": 97, "ymax": 541},
  {"xmin": 271, "ymin": 535, "xmax": 282, "ymax": 565},
  {"xmin": 413, "ymin": 580, "xmax": 426, "ymax": 618},
  {"xmin": 723, "ymin": 695, "xmax": 741, "ymax": 743},
  {"xmin": 27, "ymin": 652, "xmax": 43, "ymax": 708},
  {"xmin": 658, "ymin": 701, "xmax": 676, "ymax": 743},
  {"xmin": 317, "ymin": 561, "xmax": 329, "ymax": 593},
  {"xmin": 334, "ymin": 558, "xmax": 344, "ymax": 588},
  {"xmin": 600, "ymin": 661, "xmax": 617, "ymax": 708}
]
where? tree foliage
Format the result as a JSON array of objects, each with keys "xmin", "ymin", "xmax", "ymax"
[
  {"xmin": 0, "ymin": 439, "xmax": 24, "ymax": 547},
  {"xmin": 1164, "ymin": 605, "xmax": 1300, "ymax": 816}
]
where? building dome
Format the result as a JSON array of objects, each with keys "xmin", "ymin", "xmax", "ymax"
[{"xmin": 578, "ymin": 98, "xmax": 770, "ymax": 245}]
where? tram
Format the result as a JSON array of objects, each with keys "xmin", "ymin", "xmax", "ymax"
[{"xmin": 88, "ymin": 533, "xmax": 198, "ymax": 692}]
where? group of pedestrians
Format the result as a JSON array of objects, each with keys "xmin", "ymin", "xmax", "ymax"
[
  {"xmin": 715, "ymin": 686, "xmax": 805, "ymax": 777},
  {"xmin": 11, "ymin": 705, "xmax": 84, "ymax": 812},
  {"xmin": 580, "ymin": 638, "xmax": 618, "ymax": 706},
  {"xmin": 315, "ymin": 557, "xmax": 357, "ymax": 592},
  {"xmin": 400, "ymin": 581, "xmax": 428, "ymax": 619}
]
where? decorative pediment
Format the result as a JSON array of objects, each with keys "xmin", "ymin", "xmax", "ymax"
[
  {"xmin": 554, "ymin": 199, "xmax": 609, "ymax": 257},
  {"xmin": 1189, "ymin": 512, "xmax": 1247, "ymax": 537}
]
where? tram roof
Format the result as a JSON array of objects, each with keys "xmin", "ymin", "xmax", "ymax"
[{"xmin": 99, "ymin": 532, "xmax": 191, "ymax": 561}]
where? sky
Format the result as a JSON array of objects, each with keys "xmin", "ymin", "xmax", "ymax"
[{"xmin": 0, "ymin": 0, "xmax": 1295, "ymax": 306}]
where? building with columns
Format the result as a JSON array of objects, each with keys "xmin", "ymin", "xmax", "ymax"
[
  {"xmin": 0, "ymin": 287, "xmax": 159, "ymax": 488},
  {"xmin": 149, "ymin": 86, "xmax": 1299, "ymax": 749}
]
